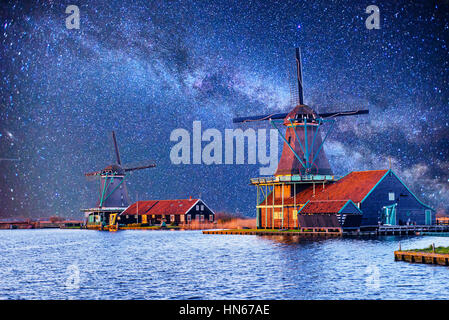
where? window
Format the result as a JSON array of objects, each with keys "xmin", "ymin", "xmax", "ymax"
[
  {"xmin": 196, "ymin": 205, "xmax": 199, "ymax": 211},
  {"xmin": 196, "ymin": 214, "xmax": 200, "ymax": 220},
  {"xmin": 200, "ymin": 215, "xmax": 204, "ymax": 222},
  {"xmin": 126, "ymin": 215, "xmax": 129, "ymax": 219},
  {"xmin": 209, "ymin": 215, "xmax": 214, "ymax": 222},
  {"xmin": 180, "ymin": 215, "xmax": 185, "ymax": 222},
  {"xmin": 200, "ymin": 205, "xmax": 204, "ymax": 211},
  {"xmin": 273, "ymin": 211, "xmax": 283, "ymax": 219},
  {"xmin": 388, "ymin": 192, "xmax": 395, "ymax": 201},
  {"xmin": 187, "ymin": 215, "xmax": 191, "ymax": 222},
  {"xmin": 170, "ymin": 215, "xmax": 175, "ymax": 222}
]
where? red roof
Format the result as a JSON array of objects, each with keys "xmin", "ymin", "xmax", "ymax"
[
  {"xmin": 314, "ymin": 170, "xmax": 388, "ymax": 202},
  {"xmin": 259, "ymin": 170, "xmax": 389, "ymax": 206},
  {"xmin": 121, "ymin": 199, "xmax": 199, "ymax": 216},
  {"xmin": 300, "ymin": 200, "xmax": 351, "ymax": 214}
]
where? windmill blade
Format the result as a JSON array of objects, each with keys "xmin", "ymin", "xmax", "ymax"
[
  {"xmin": 124, "ymin": 164, "xmax": 156, "ymax": 172},
  {"xmin": 295, "ymin": 47, "xmax": 304, "ymax": 105},
  {"xmin": 123, "ymin": 160, "xmax": 156, "ymax": 172},
  {"xmin": 85, "ymin": 170, "xmax": 101, "ymax": 177},
  {"xmin": 233, "ymin": 112, "xmax": 288, "ymax": 123},
  {"xmin": 111, "ymin": 131, "xmax": 122, "ymax": 165},
  {"xmin": 84, "ymin": 170, "xmax": 102, "ymax": 181},
  {"xmin": 319, "ymin": 109, "xmax": 369, "ymax": 118}
]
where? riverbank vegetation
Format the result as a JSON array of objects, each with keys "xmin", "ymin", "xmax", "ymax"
[{"xmin": 408, "ymin": 245, "xmax": 449, "ymax": 254}]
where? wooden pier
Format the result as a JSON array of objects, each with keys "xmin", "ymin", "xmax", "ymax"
[
  {"xmin": 394, "ymin": 250, "xmax": 449, "ymax": 266},
  {"xmin": 203, "ymin": 229, "xmax": 342, "ymax": 237},
  {"xmin": 378, "ymin": 225, "xmax": 449, "ymax": 236}
]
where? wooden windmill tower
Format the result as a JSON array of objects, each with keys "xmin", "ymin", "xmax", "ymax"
[
  {"xmin": 82, "ymin": 131, "xmax": 156, "ymax": 229},
  {"xmin": 233, "ymin": 48, "xmax": 369, "ymax": 228}
]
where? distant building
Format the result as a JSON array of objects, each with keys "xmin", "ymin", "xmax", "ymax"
[
  {"xmin": 436, "ymin": 217, "xmax": 449, "ymax": 225},
  {"xmin": 118, "ymin": 198, "xmax": 215, "ymax": 225},
  {"xmin": 257, "ymin": 169, "xmax": 435, "ymax": 229}
]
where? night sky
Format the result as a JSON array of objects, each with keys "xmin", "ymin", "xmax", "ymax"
[{"xmin": 1, "ymin": 0, "xmax": 448, "ymax": 218}]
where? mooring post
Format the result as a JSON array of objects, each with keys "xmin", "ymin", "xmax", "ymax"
[{"xmin": 398, "ymin": 241, "xmax": 401, "ymax": 251}]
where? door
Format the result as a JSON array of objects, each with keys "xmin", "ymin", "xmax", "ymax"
[
  {"xmin": 383, "ymin": 204, "xmax": 397, "ymax": 225},
  {"xmin": 109, "ymin": 214, "xmax": 117, "ymax": 226},
  {"xmin": 425, "ymin": 210, "xmax": 432, "ymax": 225}
]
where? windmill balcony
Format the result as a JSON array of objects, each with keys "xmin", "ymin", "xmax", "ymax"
[{"xmin": 250, "ymin": 174, "xmax": 340, "ymax": 185}]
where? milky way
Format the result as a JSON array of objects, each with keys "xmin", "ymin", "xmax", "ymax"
[{"xmin": 0, "ymin": 0, "xmax": 448, "ymax": 218}]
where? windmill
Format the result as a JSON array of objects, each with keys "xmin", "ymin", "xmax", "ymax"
[
  {"xmin": 84, "ymin": 131, "xmax": 156, "ymax": 209},
  {"xmin": 233, "ymin": 48, "xmax": 369, "ymax": 176}
]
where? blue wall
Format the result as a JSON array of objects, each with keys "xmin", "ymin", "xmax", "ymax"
[{"xmin": 360, "ymin": 171, "xmax": 434, "ymax": 227}]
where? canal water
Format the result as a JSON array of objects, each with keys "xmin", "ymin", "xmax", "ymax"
[{"xmin": 0, "ymin": 229, "xmax": 448, "ymax": 300}]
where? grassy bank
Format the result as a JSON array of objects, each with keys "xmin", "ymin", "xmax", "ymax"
[{"xmin": 407, "ymin": 245, "xmax": 449, "ymax": 254}]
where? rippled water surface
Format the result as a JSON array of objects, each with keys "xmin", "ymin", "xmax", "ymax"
[{"xmin": 0, "ymin": 229, "xmax": 448, "ymax": 299}]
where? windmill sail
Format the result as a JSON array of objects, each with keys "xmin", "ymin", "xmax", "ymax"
[
  {"xmin": 112, "ymin": 131, "xmax": 122, "ymax": 165},
  {"xmin": 232, "ymin": 47, "xmax": 369, "ymax": 176},
  {"xmin": 84, "ymin": 131, "xmax": 156, "ymax": 208}
]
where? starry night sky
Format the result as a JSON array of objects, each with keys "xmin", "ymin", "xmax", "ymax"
[{"xmin": 1, "ymin": 0, "xmax": 448, "ymax": 218}]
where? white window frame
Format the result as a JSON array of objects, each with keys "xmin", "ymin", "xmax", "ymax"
[
  {"xmin": 388, "ymin": 192, "xmax": 395, "ymax": 201},
  {"xmin": 200, "ymin": 205, "xmax": 204, "ymax": 211}
]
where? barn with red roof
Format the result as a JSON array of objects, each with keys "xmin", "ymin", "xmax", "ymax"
[
  {"xmin": 235, "ymin": 51, "xmax": 436, "ymax": 233},
  {"xmin": 256, "ymin": 169, "xmax": 435, "ymax": 230},
  {"xmin": 118, "ymin": 198, "xmax": 215, "ymax": 226}
]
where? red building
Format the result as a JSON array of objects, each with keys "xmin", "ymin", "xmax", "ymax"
[{"xmin": 256, "ymin": 169, "xmax": 434, "ymax": 230}]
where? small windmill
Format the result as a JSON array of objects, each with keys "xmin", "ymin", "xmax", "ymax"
[
  {"xmin": 84, "ymin": 131, "xmax": 156, "ymax": 208},
  {"xmin": 233, "ymin": 48, "xmax": 369, "ymax": 176}
]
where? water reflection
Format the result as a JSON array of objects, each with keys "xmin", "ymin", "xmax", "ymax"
[{"xmin": 0, "ymin": 229, "xmax": 448, "ymax": 299}]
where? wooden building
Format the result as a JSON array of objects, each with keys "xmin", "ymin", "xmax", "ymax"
[
  {"xmin": 118, "ymin": 198, "xmax": 214, "ymax": 225},
  {"xmin": 298, "ymin": 200, "xmax": 362, "ymax": 231},
  {"xmin": 83, "ymin": 207, "xmax": 126, "ymax": 230},
  {"xmin": 256, "ymin": 169, "xmax": 435, "ymax": 230}
]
